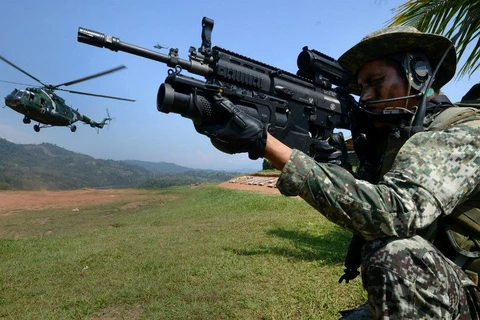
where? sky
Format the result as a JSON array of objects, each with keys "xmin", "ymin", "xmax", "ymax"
[{"xmin": 0, "ymin": 0, "xmax": 477, "ymax": 171}]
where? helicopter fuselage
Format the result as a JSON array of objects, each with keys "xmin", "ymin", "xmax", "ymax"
[{"xmin": 4, "ymin": 87, "xmax": 79, "ymax": 126}]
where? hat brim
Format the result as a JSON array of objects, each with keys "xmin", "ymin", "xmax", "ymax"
[{"xmin": 338, "ymin": 32, "xmax": 457, "ymax": 96}]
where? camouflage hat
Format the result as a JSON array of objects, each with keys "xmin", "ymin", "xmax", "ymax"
[{"xmin": 338, "ymin": 25, "xmax": 457, "ymax": 95}]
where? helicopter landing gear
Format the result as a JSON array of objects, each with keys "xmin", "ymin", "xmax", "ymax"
[
  {"xmin": 33, "ymin": 124, "xmax": 40, "ymax": 132},
  {"xmin": 70, "ymin": 125, "xmax": 77, "ymax": 132},
  {"xmin": 23, "ymin": 116, "xmax": 31, "ymax": 124}
]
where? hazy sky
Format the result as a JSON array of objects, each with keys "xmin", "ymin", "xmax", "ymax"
[{"xmin": 0, "ymin": 0, "xmax": 476, "ymax": 171}]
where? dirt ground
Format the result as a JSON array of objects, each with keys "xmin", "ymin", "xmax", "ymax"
[
  {"xmin": 0, "ymin": 176, "xmax": 280, "ymax": 215},
  {"xmin": 0, "ymin": 188, "xmax": 155, "ymax": 216}
]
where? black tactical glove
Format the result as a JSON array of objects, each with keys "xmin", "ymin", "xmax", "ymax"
[
  {"xmin": 338, "ymin": 234, "xmax": 365, "ymax": 284},
  {"xmin": 194, "ymin": 94, "xmax": 268, "ymax": 160},
  {"xmin": 315, "ymin": 132, "xmax": 350, "ymax": 170},
  {"xmin": 338, "ymin": 267, "xmax": 361, "ymax": 284}
]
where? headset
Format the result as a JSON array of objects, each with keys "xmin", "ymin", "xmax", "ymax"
[{"xmin": 404, "ymin": 51, "xmax": 433, "ymax": 93}]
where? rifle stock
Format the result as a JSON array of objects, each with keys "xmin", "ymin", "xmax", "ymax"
[{"xmin": 78, "ymin": 17, "xmax": 356, "ymax": 161}]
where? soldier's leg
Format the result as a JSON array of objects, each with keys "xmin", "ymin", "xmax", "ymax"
[{"xmin": 361, "ymin": 235, "xmax": 471, "ymax": 319}]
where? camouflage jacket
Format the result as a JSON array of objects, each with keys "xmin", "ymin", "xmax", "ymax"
[{"xmin": 277, "ymin": 109, "xmax": 480, "ymax": 241}]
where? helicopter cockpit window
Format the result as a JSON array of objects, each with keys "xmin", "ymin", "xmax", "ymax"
[{"xmin": 12, "ymin": 90, "xmax": 27, "ymax": 99}]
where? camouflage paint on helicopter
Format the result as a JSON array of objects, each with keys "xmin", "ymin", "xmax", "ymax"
[
  {"xmin": 1, "ymin": 55, "xmax": 135, "ymax": 132},
  {"xmin": 5, "ymin": 87, "xmax": 113, "ymax": 132}
]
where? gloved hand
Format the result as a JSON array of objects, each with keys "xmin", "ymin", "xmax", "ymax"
[
  {"xmin": 338, "ymin": 267, "xmax": 361, "ymax": 284},
  {"xmin": 338, "ymin": 234, "xmax": 365, "ymax": 284},
  {"xmin": 194, "ymin": 94, "xmax": 268, "ymax": 160},
  {"xmin": 315, "ymin": 132, "xmax": 350, "ymax": 168}
]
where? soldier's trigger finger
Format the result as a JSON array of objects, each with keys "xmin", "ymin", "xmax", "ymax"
[{"xmin": 329, "ymin": 132, "xmax": 346, "ymax": 148}]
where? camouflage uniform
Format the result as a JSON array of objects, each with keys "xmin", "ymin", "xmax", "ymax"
[{"xmin": 276, "ymin": 111, "xmax": 480, "ymax": 318}]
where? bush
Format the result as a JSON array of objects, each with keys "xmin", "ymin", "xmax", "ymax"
[
  {"xmin": 262, "ymin": 159, "xmax": 275, "ymax": 170},
  {"xmin": 0, "ymin": 182, "xmax": 12, "ymax": 190}
]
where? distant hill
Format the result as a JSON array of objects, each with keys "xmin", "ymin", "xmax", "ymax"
[
  {"xmin": 122, "ymin": 160, "xmax": 198, "ymax": 174},
  {"xmin": 0, "ymin": 138, "xmax": 241, "ymax": 191},
  {"xmin": 122, "ymin": 159, "xmax": 256, "ymax": 174},
  {"xmin": 0, "ymin": 138, "xmax": 151, "ymax": 190}
]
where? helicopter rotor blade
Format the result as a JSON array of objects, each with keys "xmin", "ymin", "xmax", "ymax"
[
  {"xmin": 0, "ymin": 79, "xmax": 40, "ymax": 87},
  {"xmin": 56, "ymin": 87, "xmax": 135, "ymax": 102},
  {"xmin": 0, "ymin": 55, "xmax": 47, "ymax": 87},
  {"xmin": 54, "ymin": 65, "xmax": 127, "ymax": 88}
]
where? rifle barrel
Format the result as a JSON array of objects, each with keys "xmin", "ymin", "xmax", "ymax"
[{"xmin": 77, "ymin": 27, "xmax": 212, "ymax": 75}]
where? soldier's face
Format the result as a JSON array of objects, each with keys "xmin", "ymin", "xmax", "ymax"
[{"xmin": 357, "ymin": 59, "xmax": 419, "ymax": 127}]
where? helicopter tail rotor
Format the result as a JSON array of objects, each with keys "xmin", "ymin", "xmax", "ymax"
[
  {"xmin": 89, "ymin": 108, "xmax": 115, "ymax": 133},
  {"xmin": 104, "ymin": 108, "xmax": 115, "ymax": 130}
]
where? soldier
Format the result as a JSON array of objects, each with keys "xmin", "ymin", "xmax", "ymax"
[{"xmin": 195, "ymin": 26, "xmax": 480, "ymax": 318}]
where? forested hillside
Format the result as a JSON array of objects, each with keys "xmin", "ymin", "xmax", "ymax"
[
  {"xmin": 0, "ymin": 139, "xmax": 240, "ymax": 190},
  {"xmin": 122, "ymin": 160, "xmax": 194, "ymax": 174}
]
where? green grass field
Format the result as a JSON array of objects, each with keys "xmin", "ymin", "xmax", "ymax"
[{"xmin": 0, "ymin": 184, "xmax": 366, "ymax": 319}]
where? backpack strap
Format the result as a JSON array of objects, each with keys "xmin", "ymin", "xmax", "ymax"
[{"xmin": 427, "ymin": 106, "xmax": 480, "ymax": 131}]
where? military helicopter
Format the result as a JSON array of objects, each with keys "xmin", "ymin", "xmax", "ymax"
[
  {"xmin": 153, "ymin": 43, "xmax": 169, "ymax": 50},
  {"xmin": 0, "ymin": 55, "xmax": 135, "ymax": 132}
]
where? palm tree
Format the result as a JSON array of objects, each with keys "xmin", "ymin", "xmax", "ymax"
[{"xmin": 387, "ymin": 0, "xmax": 479, "ymax": 79}]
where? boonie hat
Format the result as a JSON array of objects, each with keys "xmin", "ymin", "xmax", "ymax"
[{"xmin": 338, "ymin": 25, "xmax": 457, "ymax": 95}]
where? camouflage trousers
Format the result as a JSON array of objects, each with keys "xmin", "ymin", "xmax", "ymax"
[{"xmin": 340, "ymin": 235, "xmax": 479, "ymax": 319}]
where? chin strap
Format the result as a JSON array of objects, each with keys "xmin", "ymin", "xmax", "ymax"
[{"xmin": 356, "ymin": 99, "xmax": 418, "ymax": 128}]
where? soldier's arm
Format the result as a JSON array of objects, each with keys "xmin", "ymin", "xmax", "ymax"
[{"xmin": 275, "ymin": 121, "xmax": 479, "ymax": 240}]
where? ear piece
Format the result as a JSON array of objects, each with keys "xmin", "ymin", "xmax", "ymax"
[
  {"xmin": 411, "ymin": 56, "xmax": 429, "ymax": 81},
  {"xmin": 404, "ymin": 51, "xmax": 433, "ymax": 92}
]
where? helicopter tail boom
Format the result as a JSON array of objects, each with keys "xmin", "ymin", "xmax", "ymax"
[
  {"xmin": 78, "ymin": 108, "xmax": 113, "ymax": 129},
  {"xmin": 92, "ymin": 117, "xmax": 112, "ymax": 128}
]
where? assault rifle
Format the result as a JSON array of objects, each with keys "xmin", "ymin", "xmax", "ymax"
[{"xmin": 77, "ymin": 17, "xmax": 356, "ymax": 161}]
